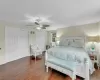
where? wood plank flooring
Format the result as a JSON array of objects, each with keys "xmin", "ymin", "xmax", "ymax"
[{"xmin": 0, "ymin": 56, "xmax": 100, "ymax": 80}]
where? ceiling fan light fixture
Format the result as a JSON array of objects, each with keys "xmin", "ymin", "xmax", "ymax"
[
  {"xmin": 39, "ymin": 25, "xmax": 43, "ymax": 27},
  {"xmin": 36, "ymin": 27, "xmax": 41, "ymax": 30}
]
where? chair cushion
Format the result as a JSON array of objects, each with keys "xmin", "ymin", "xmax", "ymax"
[{"xmin": 47, "ymin": 57, "xmax": 76, "ymax": 71}]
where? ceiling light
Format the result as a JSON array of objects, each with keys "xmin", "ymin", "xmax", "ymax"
[
  {"xmin": 39, "ymin": 25, "xmax": 42, "ymax": 27},
  {"xmin": 36, "ymin": 27, "xmax": 41, "ymax": 30}
]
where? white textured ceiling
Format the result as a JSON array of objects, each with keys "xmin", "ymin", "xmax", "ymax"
[{"xmin": 0, "ymin": 0, "xmax": 100, "ymax": 29}]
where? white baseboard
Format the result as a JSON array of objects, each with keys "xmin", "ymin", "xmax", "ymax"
[
  {"xmin": 0, "ymin": 54, "xmax": 30, "ymax": 66},
  {"xmin": 0, "ymin": 61, "xmax": 6, "ymax": 65}
]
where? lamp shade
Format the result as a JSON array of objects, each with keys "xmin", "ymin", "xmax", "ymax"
[
  {"xmin": 87, "ymin": 36, "xmax": 99, "ymax": 42},
  {"xmin": 56, "ymin": 37, "xmax": 60, "ymax": 46},
  {"xmin": 56, "ymin": 37, "xmax": 60, "ymax": 41}
]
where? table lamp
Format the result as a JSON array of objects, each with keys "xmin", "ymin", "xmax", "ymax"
[
  {"xmin": 87, "ymin": 36, "xmax": 99, "ymax": 51},
  {"xmin": 56, "ymin": 37, "xmax": 60, "ymax": 46}
]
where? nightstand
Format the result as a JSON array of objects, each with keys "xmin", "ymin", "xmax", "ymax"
[{"xmin": 88, "ymin": 50, "xmax": 99, "ymax": 69}]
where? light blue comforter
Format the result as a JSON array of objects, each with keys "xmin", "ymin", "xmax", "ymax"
[{"xmin": 47, "ymin": 46, "xmax": 94, "ymax": 74}]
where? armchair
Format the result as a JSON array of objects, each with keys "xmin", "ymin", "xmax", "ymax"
[{"xmin": 30, "ymin": 45, "xmax": 42, "ymax": 61}]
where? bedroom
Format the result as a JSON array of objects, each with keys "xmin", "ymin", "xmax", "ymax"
[{"xmin": 0, "ymin": 0, "xmax": 100, "ymax": 80}]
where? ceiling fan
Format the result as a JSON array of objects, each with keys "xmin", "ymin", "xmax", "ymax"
[
  {"xmin": 33, "ymin": 17, "xmax": 50, "ymax": 30},
  {"xmin": 23, "ymin": 14, "xmax": 51, "ymax": 30}
]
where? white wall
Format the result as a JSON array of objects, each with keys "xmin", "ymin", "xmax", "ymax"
[
  {"xmin": 5, "ymin": 27, "xmax": 29, "ymax": 63},
  {"xmin": 57, "ymin": 23, "xmax": 99, "ymax": 37},
  {"xmin": 0, "ymin": 25, "xmax": 5, "ymax": 65},
  {"xmin": 46, "ymin": 31, "xmax": 52, "ymax": 45},
  {"xmin": 57, "ymin": 23, "xmax": 99, "ymax": 50},
  {"xmin": 36, "ymin": 30, "xmax": 47, "ymax": 51},
  {"xmin": 29, "ymin": 29, "xmax": 48, "ymax": 51}
]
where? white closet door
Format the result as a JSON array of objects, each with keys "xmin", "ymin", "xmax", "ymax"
[
  {"xmin": 36, "ymin": 30, "xmax": 47, "ymax": 51},
  {"xmin": 29, "ymin": 31, "xmax": 36, "ymax": 45},
  {"xmin": 5, "ymin": 27, "xmax": 29, "ymax": 62}
]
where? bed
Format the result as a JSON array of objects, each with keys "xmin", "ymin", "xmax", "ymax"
[{"xmin": 45, "ymin": 36, "xmax": 94, "ymax": 80}]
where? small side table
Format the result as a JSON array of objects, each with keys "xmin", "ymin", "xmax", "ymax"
[{"xmin": 89, "ymin": 51, "xmax": 99, "ymax": 69}]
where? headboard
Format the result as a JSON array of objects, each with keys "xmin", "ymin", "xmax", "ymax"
[{"xmin": 59, "ymin": 36, "xmax": 86, "ymax": 48}]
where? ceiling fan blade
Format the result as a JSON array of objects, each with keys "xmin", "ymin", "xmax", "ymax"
[
  {"xmin": 43, "ymin": 24, "xmax": 50, "ymax": 27},
  {"xmin": 42, "ymin": 27, "xmax": 46, "ymax": 29},
  {"xmin": 26, "ymin": 24, "xmax": 34, "ymax": 26},
  {"xmin": 35, "ymin": 22, "xmax": 40, "ymax": 25}
]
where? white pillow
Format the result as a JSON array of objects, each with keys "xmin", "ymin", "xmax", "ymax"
[
  {"xmin": 70, "ymin": 39, "xmax": 84, "ymax": 48},
  {"xmin": 59, "ymin": 39, "xmax": 71, "ymax": 46}
]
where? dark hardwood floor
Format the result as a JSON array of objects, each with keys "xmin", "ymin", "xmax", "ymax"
[{"xmin": 0, "ymin": 56, "xmax": 100, "ymax": 80}]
